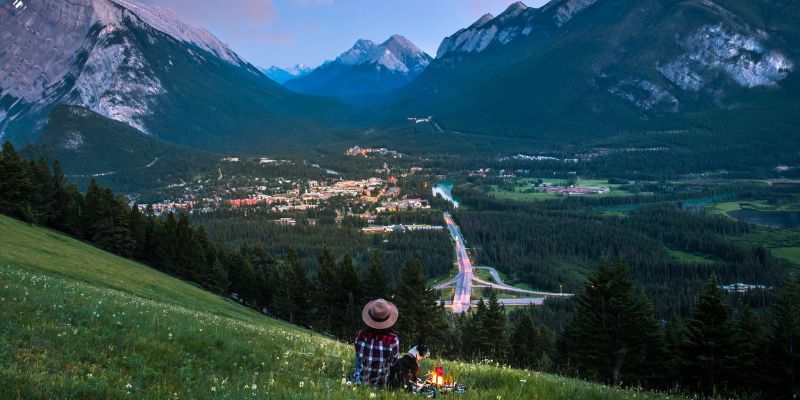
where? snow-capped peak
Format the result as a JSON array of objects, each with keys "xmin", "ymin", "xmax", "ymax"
[
  {"xmin": 334, "ymin": 35, "xmax": 431, "ymax": 74},
  {"xmin": 337, "ymin": 39, "xmax": 377, "ymax": 65},
  {"xmin": 110, "ymin": 0, "xmax": 244, "ymax": 65}
]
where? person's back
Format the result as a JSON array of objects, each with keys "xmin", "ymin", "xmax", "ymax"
[{"xmin": 354, "ymin": 299, "xmax": 400, "ymax": 387}]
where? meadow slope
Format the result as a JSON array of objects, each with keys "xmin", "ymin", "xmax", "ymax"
[{"xmin": 0, "ymin": 215, "xmax": 681, "ymax": 399}]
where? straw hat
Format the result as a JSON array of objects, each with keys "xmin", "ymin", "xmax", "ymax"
[{"xmin": 362, "ymin": 299, "xmax": 399, "ymax": 330}]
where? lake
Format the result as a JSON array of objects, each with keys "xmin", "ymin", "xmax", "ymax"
[
  {"xmin": 728, "ymin": 209, "xmax": 800, "ymax": 229},
  {"xmin": 433, "ymin": 181, "xmax": 460, "ymax": 209}
]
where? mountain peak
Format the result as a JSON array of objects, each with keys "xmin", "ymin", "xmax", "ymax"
[
  {"xmin": 110, "ymin": 0, "xmax": 243, "ymax": 65},
  {"xmin": 497, "ymin": 1, "xmax": 528, "ymax": 21},
  {"xmin": 471, "ymin": 13, "xmax": 495, "ymax": 28},
  {"xmin": 333, "ymin": 35, "xmax": 430, "ymax": 72}
]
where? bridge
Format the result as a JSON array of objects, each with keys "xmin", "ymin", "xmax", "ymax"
[{"xmin": 435, "ymin": 212, "xmax": 572, "ymax": 313}]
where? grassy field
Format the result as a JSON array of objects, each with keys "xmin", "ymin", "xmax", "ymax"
[
  {"xmin": 666, "ymin": 249, "xmax": 718, "ymax": 265},
  {"xmin": 488, "ymin": 178, "xmax": 634, "ymax": 202},
  {"xmin": 0, "ymin": 215, "xmax": 681, "ymax": 399}
]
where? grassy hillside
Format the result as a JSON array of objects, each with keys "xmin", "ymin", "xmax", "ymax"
[{"xmin": 0, "ymin": 215, "xmax": 678, "ymax": 399}]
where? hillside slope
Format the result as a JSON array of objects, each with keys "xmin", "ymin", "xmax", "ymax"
[
  {"xmin": 0, "ymin": 214, "xmax": 678, "ymax": 399},
  {"xmin": 23, "ymin": 105, "xmax": 216, "ymax": 192}
]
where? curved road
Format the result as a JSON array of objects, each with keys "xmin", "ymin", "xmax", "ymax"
[{"xmin": 436, "ymin": 213, "xmax": 572, "ymax": 313}]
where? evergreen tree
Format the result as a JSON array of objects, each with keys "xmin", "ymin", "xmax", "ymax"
[
  {"xmin": 49, "ymin": 160, "xmax": 81, "ymax": 235},
  {"xmin": 662, "ymin": 315, "xmax": 686, "ymax": 388},
  {"xmin": 315, "ymin": 247, "xmax": 343, "ymax": 334},
  {"xmin": 767, "ymin": 277, "xmax": 800, "ymax": 397},
  {"xmin": 0, "ymin": 142, "xmax": 34, "ymax": 220},
  {"xmin": 338, "ymin": 252, "xmax": 365, "ymax": 337},
  {"xmin": 484, "ymin": 292, "xmax": 510, "ymax": 360},
  {"xmin": 28, "ymin": 158, "xmax": 55, "ymax": 224},
  {"xmin": 511, "ymin": 313, "xmax": 538, "ymax": 368},
  {"xmin": 364, "ymin": 250, "xmax": 389, "ymax": 300},
  {"xmin": 394, "ymin": 259, "xmax": 447, "ymax": 348},
  {"xmin": 732, "ymin": 307, "xmax": 765, "ymax": 394},
  {"xmin": 287, "ymin": 248, "xmax": 313, "ymax": 327},
  {"xmin": 466, "ymin": 299, "xmax": 490, "ymax": 358},
  {"xmin": 511, "ymin": 312, "xmax": 555, "ymax": 370},
  {"xmin": 681, "ymin": 274, "xmax": 738, "ymax": 396},
  {"xmin": 559, "ymin": 259, "xmax": 662, "ymax": 386}
]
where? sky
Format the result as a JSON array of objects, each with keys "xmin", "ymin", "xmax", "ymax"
[{"xmin": 136, "ymin": 0, "xmax": 550, "ymax": 69}]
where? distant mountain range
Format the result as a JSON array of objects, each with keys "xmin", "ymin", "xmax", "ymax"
[
  {"xmin": 387, "ymin": 0, "xmax": 799, "ymax": 142},
  {"xmin": 0, "ymin": 0, "xmax": 346, "ymax": 152},
  {"xmin": 263, "ymin": 64, "xmax": 313, "ymax": 84},
  {"xmin": 2, "ymin": 0, "xmax": 798, "ymax": 164},
  {"xmin": 285, "ymin": 35, "xmax": 432, "ymax": 104}
]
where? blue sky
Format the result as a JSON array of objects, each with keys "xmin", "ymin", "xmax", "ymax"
[{"xmin": 138, "ymin": 0, "xmax": 549, "ymax": 68}]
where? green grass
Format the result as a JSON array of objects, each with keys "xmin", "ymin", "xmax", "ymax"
[
  {"xmin": 667, "ymin": 249, "xmax": 717, "ymax": 265},
  {"xmin": 488, "ymin": 178, "xmax": 634, "ymax": 202},
  {"xmin": 0, "ymin": 215, "xmax": 680, "ymax": 399},
  {"xmin": 772, "ymin": 247, "xmax": 800, "ymax": 273}
]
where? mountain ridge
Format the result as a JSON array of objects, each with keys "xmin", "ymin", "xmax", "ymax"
[
  {"xmin": 285, "ymin": 34, "xmax": 432, "ymax": 103},
  {"xmin": 0, "ymin": 0, "xmax": 349, "ymax": 152}
]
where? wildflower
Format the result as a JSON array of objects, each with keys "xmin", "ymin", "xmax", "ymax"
[
  {"xmin": 86, "ymin": 373, "xmax": 93, "ymax": 379},
  {"xmin": 497, "ymin": 396, "xmax": 502, "ymax": 400},
  {"xmin": 211, "ymin": 387, "xmax": 216, "ymax": 392},
  {"xmin": 125, "ymin": 383, "xmax": 132, "ymax": 389},
  {"xmin": 341, "ymin": 378, "xmax": 347, "ymax": 385},
  {"xmin": 299, "ymin": 381, "xmax": 304, "ymax": 388},
  {"xmin": 370, "ymin": 393, "xmax": 376, "ymax": 398},
  {"xmin": 251, "ymin": 384, "xmax": 257, "ymax": 390}
]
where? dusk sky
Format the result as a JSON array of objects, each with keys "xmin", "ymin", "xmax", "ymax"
[{"xmin": 137, "ymin": 0, "xmax": 550, "ymax": 69}]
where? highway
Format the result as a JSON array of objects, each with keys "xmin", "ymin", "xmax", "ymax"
[{"xmin": 435, "ymin": 212, "xmax": 572, "ymax": 313}]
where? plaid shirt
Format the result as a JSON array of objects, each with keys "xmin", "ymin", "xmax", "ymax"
[{"xmin": 354, "ymin": 329, "xmax": 400, "ymax": 387}]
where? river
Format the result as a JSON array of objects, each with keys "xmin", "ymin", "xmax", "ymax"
[
  {"xmin": 729, "ymin": 209, "xmax": 800, "ymax": 229},
  {"xmin": 433, "ymin": 181, "xmax": 460, "ymax": 209}
]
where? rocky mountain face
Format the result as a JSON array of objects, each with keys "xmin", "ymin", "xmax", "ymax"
[
  {"xmin": 0, "ymin": 0, "xmax": 344, "ymax": 152},
  {"xmin": 263, "ymin": 64, "xmax": 313, "ymax": 84},
  {"xmin": 389, "ymin": 0, "xmax": 799, "ymax": 141},
  {"xmin": 285, "ymin": 35, "xmax": 432, "ymax": 103}
]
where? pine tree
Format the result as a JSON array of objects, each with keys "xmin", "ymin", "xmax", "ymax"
[
  {"xmin": 364, "ymin": 250, "xmax": 389, "ymax": 300},
  {"xmin": 287, "ymin": 248, "xmax": 313, "ymax": 327},
  {"xmin": 510, "ymin": 312, "xmax": 555, "ymax": 369},
  {"xmin": 681, "ymin": 274, "xmax": 738, "ymax": 395},
  {"xmin": 0, "ymin": 142, "xmax": 34, "ymax": 220},
  {"xmin": 338, "ymin": 252, "xmax": 365, "ymax": 337},
  {"xmin": 28, "ymin": 158, "xmax": 55, "ymax": 224},
  {"xmin": 662, "ymin": 315, "xmax": 686, "ymax": 388},
  {"xmin": 732, "ymin": 307, "xmax": 765, "ymax": 394},
  {"xmin": 484, "ymin": 291, "xmax": 509, "ymax": 361},
  {"xmin": 394, "ymin": 259, "xmax": 446, "ymax": 348},
  {"xmin": 767, "ymin": 277, "xmax": 800, "ymax": 397},
  {"xmin": 315, "ymin": 247, "xmax": 343, "ymax": 334},
  {"xmin": 559, "ymin": 259, "xmax": 662, "ymax": 386},
  {"xmin": 511, "ymin": 313, "xmax": 538, "ymax": 368}
]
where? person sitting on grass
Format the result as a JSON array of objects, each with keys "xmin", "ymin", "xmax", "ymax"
[{"xmin": 354, "ymin": 299, "xmax": 400, "ymax": 387}]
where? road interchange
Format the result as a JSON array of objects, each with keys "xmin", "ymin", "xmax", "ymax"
[{"xmin": 435, "ymin": 212, "xmax": 572, "ymax": 313}]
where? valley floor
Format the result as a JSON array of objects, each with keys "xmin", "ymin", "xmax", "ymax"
[{"xmin": 0, "ymin": 215, "xmax": 679, "ymax": 399}]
